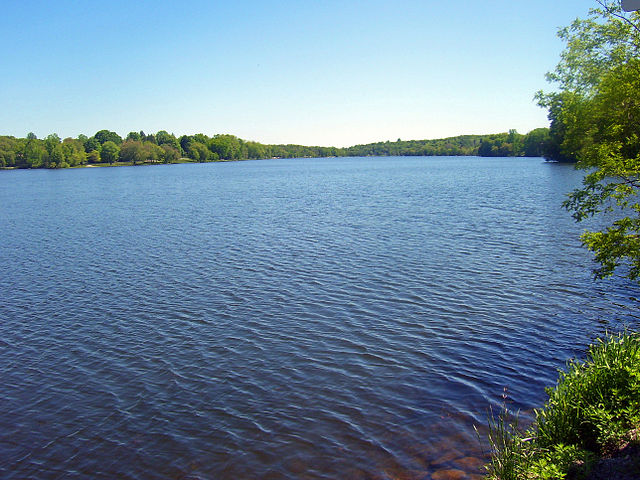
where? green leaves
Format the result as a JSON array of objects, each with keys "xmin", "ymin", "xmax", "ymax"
[
  {"xmin": 581, "ymin": 218, "xmax": 640, "ymax": 280},
  {"xmin": 541, "ymin": 3, "xmax": 640, "ymax": 282},
  {"xmin": 537, "ymin": 332, "xmax": 640, "ymax": 451},
  {"xmin": 548, "ymin": 2, "xmax": 640, "ymax": 94},
  {"xmin": 100, "ymin": 141, "xmax": 120, "ymax": 164},
  {"xmin": 483, "ymin": 332, "xmax": 640, "ymax": 479}
]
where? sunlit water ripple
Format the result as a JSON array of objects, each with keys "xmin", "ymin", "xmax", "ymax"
[{"xmin": 1, "ymin": 157, "xmax": 638, "ymax": 479}]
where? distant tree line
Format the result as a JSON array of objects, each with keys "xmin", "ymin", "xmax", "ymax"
[
  {"xmin": 345, "ymin": 128, "xmax": 551, "ymax": 158},
  {"xmin": 0, "ymin": 127, "xmax": 554, "ymax": 169}
]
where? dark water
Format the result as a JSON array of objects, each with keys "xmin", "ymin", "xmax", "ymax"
[{"xmin": 1, "ymin": 157, "xmax": 637, "ymax": 480}]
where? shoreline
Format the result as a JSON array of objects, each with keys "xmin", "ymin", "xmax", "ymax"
[{"xmin": 0, "ymin": 154, "xmax": 553, "ymax": 172}]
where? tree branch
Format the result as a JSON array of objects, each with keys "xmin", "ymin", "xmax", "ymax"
[{"xmin": 597, "ymin": 0, "xmax": 640, "ymax": 37}]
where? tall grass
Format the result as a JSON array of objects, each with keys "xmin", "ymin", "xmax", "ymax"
[
  {"xmin": 482, "ymin": 404, "xmax": 532, "ymax": 479},
  {"xmin": 483, "ymin": 331, "xmax": 640, "ymax": 480}
]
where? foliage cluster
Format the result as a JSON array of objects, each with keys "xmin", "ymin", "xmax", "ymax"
[
  {"xmin": 344, "ymin": 129, "xmax": 549, "ymax": 158},
  {"xmin": 0, "ymin": 128, "xmax": 551, "ymax": 170},
  {"xmin": 537, "ymin": 1, "xmax": 640, "ymax": 281},
  {"xmin": 537, "ymin": 2, "xmax": 640, "ymax": 164},
  {"xmin": 484, "ymin": 331, "xmax": 640, "ymax": 480}
]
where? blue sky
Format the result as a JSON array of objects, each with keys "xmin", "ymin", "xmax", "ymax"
[{"xmin": 0, "ymin": 0, "xmax": 594, "ymax": 147}]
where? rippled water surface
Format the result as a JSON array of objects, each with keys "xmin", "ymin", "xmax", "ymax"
[{"xmin": 1, "ymin": 157, "xmax": 638, "ymax": 479}]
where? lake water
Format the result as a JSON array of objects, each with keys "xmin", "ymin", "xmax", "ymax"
[{"xmin": 1, "ymin": 156, "xmax": 638, "ymax": 480}]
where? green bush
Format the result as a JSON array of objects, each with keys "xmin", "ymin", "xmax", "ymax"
[
  {"xmin": 536, "ymin": 332, "xmax": 640, "ymax": 452},
  {"xmin": 484, "ymin": 331, "xmax": 640, "ymax": 480}
]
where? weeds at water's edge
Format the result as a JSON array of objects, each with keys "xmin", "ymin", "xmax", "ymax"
[
  {"xmin": 474, "ymin": 395, "xmax": 532, "ymax": 480},
  {"xmin": 478, "ymin": 331, "xmax": 640, "ymax": 480}
]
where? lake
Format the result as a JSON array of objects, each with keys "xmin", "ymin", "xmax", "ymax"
[{"xmin": 1, "ymin": 156, "xmax": 637, "ymax": 479}]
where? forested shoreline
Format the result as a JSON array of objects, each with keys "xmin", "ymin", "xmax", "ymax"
[{"xmin": 0, "ymin": 127, "xmax": 554, "ymax": 169}]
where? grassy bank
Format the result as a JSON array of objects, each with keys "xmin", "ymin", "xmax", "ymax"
[{"xmin": 483, "ymin": 331, "xmax": 640, "ymax": 479}]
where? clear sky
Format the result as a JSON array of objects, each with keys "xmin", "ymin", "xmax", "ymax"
[{"xmin": 0, "ymin": 0, "xmax": 595, "ymax": 147}]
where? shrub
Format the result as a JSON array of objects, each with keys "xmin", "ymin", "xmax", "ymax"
[{"xmin": 483, "ymin": 331, "xmax": 640, "ymax": 480}]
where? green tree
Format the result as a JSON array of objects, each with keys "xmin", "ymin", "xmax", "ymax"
[
  {"xmin": 49, "ymin": 144, "xmax": 65, "ymax": 168},
  {"xmin": 146, "ymin": 142, "xmax": 164, "ymax": 162},
  {"xmin": 119, "ymin": 140, "xmax": 145, "ymax": 164},
  {"xmin": 0, "ymin": 136, "xmax": 18, "ymax": 167},
  {"xmin": 44, "ymin": 133, "xmax": 61, "ymax": 152},
  {"xmin": 209, "ymin": 134, "xmax": 244, "ymax": 160},
  {"xmin": 83, "ymin": 136, "xmax": 101, "ymax": 153},
  {"xmin": 247, "ymin": 141, "xmax": 268, "ymax": 159},
  {"xmin": 126, "ymin": 131, "xmax": 142, "ymax": 142},
  {"xmin": 179, "ymin": 135, "xmax": 193, "ymax": 153},
  {"xmin": 160, "ymin": 144, "xmax": 180, "ymax": 163},
  {"xmin": 119, "ymin": 140, "xmax": 162, "ymax": 164},
  {"xmin": 188, "ymin": 141, "xmax": 212, "ymax": 161},
  {"xmin": 94, "ymin": 129, "xmax": 122, "ymax": 145},
  {"xmin": 101, "ymin": 141, "xmax": 120, "ymax": 164},
  {"xmin": 156, "ymin": 130, "xmax": 182, "ymax": 154},
  {"xmin": 43, "ymin": 133, "xmax": 61, "ymax": 168},
  {"xmin": 540, "ymin": 1, "xmax": 640, "ymax": 281},
  {"xmin": 155, "ymin": 130, "xmax": 173, "ymax": 145},
  {"xmin": 62, "ymin": 138, "xmax": 87, "ymax": 166},
  {"xmin": 22, "ymin": 138, "xmax": 46, "ymax": 168},
  {"xmin": 193, "ymin": 133, "xmax": 209, "ymax": 145},
  {"xmin": 523, "ymin": 128, "xmax": 550, "ymax": 157},
  {"xmin": 87, "ymin": 150, "xmax": 101, "ymax": 163}
]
